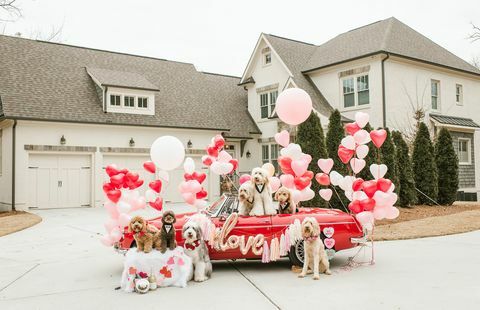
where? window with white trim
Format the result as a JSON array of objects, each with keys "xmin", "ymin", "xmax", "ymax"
[
  {"xmin": 457, "ymin": 138, "xmax": 471, "ymax": 164},
  {"xmin": 431, "ymin": 80, "xmax": 440, "ymax": 110},
  {"xmin": 124, "ymin": 96, "xmax": 135, "ymax": 107},
  {"xmin": 260, "ymin": 90, "xmax": 278, "ymax": 119},
  {"xmin": 110, "ymin": 94, "xmax": 121, "ymax": 106},
  {"xmin": 263, "ymin": 52, "xmax": 272, "ymax": 66},
  {"xmin": 342, "ymin": 74, "xmax": 369, "ymax": 108},
  {"xmin": 261, "ymin": 144, "xmax": 279, "ymax": 173},
  {"xmin": 456, "ymin": 84, "xmax": 463, "ymax": 105},
  {"xmin": 138, "ymin": 97, "xmax": 148, "ymax": 108}
]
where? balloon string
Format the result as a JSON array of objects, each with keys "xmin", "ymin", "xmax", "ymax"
[{"xmin": 330, "ymin": 185, "xmax": 347, "ymax": 213}]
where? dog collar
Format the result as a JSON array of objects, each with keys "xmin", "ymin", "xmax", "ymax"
[
  {"xmin": 184, "ymin": 240, "xmax": 200, "ymax": 251},
  {"xmin": 304, "ymin": 236, "xmax": 319, "ymax": 242},
  {"xmin": 125, "ymin": 231, "xmax": 145, "ymax": 239},
  {"xmin": 280, "ymin": 202, "xmax": 290, "ymax": 210},
  {"xmin": 255, "ymin": 184, "xmax": 265, "ymax": 194}
]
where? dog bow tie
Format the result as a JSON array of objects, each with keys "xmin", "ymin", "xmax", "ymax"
[
  {"xmin": 184, "ymin": 240, "xmax": 200, "ymax": 250},
  {"xmin": 124, "ymin": 231, "xmax": 145, "ymax": 239}
]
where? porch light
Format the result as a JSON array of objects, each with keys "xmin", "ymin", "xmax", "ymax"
[
  {"xmin": 129, "ymin": 138, "xmax": 135, "ymax": 147},
  {"xmin": 187, "ymin": 140, "xmax": 193, "ymax": 149},
  {"xmin": 60, "ymin": 135, "xmax": 66, "ymax": 145},
  {"xmin": 246, "ymin": 150, "xmax": 251, "ymax": 158}
]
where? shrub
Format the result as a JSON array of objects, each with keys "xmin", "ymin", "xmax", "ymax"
[
  {"xmin": 434, "ymin": 128, "xmax": 459, "ymax": 205},
  {"xmin": 392, "ymin": 131, "xmax": 417, "ymax": 207},
  {"xmin": 412, "ymin": 123, "xmax": 438, "ymax": 204}
]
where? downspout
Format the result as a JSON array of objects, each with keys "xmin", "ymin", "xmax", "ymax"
[
  {"xmin": 381, "ymin": 53, "xmax": 390, "ymax": 128},
  {"xmin": 11, "ymin": 119, "xmax": 17, "ymax": 211},
  {"xmin": 103, "ymin": 86, "xmax": 108, "ymax": 112}
]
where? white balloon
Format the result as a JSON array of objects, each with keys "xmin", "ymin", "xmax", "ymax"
[
  {"xmin": 183, "ymin": 157, "xmax": 195, "ymax": 174},
  {"xmin": 110, "ymin": 228, "xmax": 122, "ymax": 242},
  {"xmin": 145, "ymin": 189, "xmax": 157, "ymax": 202},
  {"xmin": 339, "ymin": 176, "xmax": 355, "ymax": 191},
  {"xmin": 150, "ymin": 136, "xmax": 185, "ymax": 171},
  {"xmin": 370, "ymin": 164, "xmax": 388, "ymax": 179},
  {"xmin": 353, "ymin": 129, "xmax": 371, "ymax": 145},
  {"xmin": 319, "ymin": 189, "xmax": 333, "ymax": 201},
  {"xmin": 329, "ymin": 171, "xmax": 343, "ymax": 186},
  {"xmin": 157, "ymin": 170, "xmax": 169, "ymax": 183},
  {"xmin": 117, "ymin": 201, "xmax": 131, "ymax": 214},
  {"xmin": 341, "ymin": 135, "xmax": 356, "ymax": 150},
  {"xmin": 299, "ymin": 187, "xmax": 315, "ymax": 202},
  {"xmin": 194, "ymin": 199, "xmax": 208, "ymax": 209},
  {"xmin": 210, "ymin": 161, "xmax": 233, "ymax": 175},
  {"xmin": 356, "ymin": 144, "xmax": 369, "ymax": 159},
  {"xmin": 280, "ymin": 143, "xmax": 303, "ymax": 160},
  {"xmin": 355, "ymin": 112, "xmax": 370, "ymax": 128}
]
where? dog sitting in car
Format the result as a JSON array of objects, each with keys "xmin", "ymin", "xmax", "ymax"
[{"xmin": 249, "ymin": 167, "xmax": 276, "ymax": 216}]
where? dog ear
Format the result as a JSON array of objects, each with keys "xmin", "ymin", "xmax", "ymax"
[
  {"xmin": 128, "ymin": 220, "xmax": 133, "ymax": 233},
  {"xmin": 274, "ymin": 190, "xmax": 280, "ymax": 201},
  {"xmin": 194, "ymin": 226, "xmax": 202, "ymax": 239},
  {"xmin": 312, "ymin": 219, "xmax": 320, "ymax": 237},
  {"xmin": 141, "ymin": 219, "xmax": 147, "ymax": 233}
]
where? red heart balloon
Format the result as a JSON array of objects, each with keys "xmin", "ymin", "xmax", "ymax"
[
  {"xmin": 207, "ymin": 145, "xmax": 219, "ymax": 157},
  {"xmin": 362, "ymin": 180, "xmax": 378, "ymax": 198},
  {"xmin": 192, "ymin": 172, "xmax": 207, "ymax": 184},
  {"xmin": 106, "ymin": 189, "xmax": 121, "ymax": 203},
  {"xmin": 315, "ymin": 173, "xmax": 330, "ymax": 186},
  {"xmin": 103, "ymin": 182, "xmax": 115, "ymax": 193},
  {"xmin": 229, "ymin": 159, "xmax": 238, "ymax": 172},
  {"xmin": 143, "ymin": 161, "xmax": 156, "ymax": 174},
  {"xmin": 196, "ymin": 189, "xmax": 208, "ymax": 199},
  {"xmin": 360, "ymin": 198, "xmax": 376, "ymax": 211},
  {"xmin": 278, "ymin": 156, "xmax": 294, "ymax": 175},
  {"xmin": 213, "ymin": 135, "xmax": 225, "ymax": 149},
  {"xmin": 125, "ymin": 171, "xmax": 139, "ymax": 182},
  {"xmin": 184, "ymin": 173, "xmax": 194, "ymax": 181},
  {"xmin": 202, "ymin": 156, "xmax": 213, "ymax": 167},
  {"xmin": 105, "ymin": 164, "xmax": 120, "ymax": 177},
  {"xmin": 302, "ymin": 171, "xmax": 314, "ymax": 180},
  {"xmin": 352, "ymin": 178, "xmax": 364, "ymax": 192},
  {"xmin": 377, "ymin": 178, "xmax": 392, "ymax": 192},
  {"xmin": 110, "ymin": 173, "xmax": 125, "ymax": 186},
  {"xmin": 149, "ymin": 180, "xmax": 162, "ymax": 193},
  {"xmin": 345, "ymin": 122, "xmax": 361, "ymax": 136},
  {"xmin": 119, "ymin": 168, "xmax": 129, "ymax": 175},
  {"xmin": 128, "ymin": 179, "xmax": 144, "ymax": 190},
  {"xmin": 370, "ymin": 129, "xmax": 387, "ymax": 148},
  {"xmin": 337, "ymin": 145, "xmax": 354, "ymax": 164},
  {"xmin": 294, "ymin": 176, "xmax": 310, "ymax": 190},
  {"xmin": 149, "ymin": 197, "xmax": 163, "ymax": 211},
  {"xmin": 348, "ymin": 200, "xmax": 363, "ymax": 214}
]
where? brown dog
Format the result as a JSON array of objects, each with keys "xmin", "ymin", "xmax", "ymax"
[
  {"xmin": 128, "ymin": 216, "xmax": 160, "ymax": 253},
  {"xmin": 158, "ymin": 210, "xmax": 177, "ymax": 253},
  {"xmin": 275, "ymin": 187, "xmax": 295, "ymax": 214}
]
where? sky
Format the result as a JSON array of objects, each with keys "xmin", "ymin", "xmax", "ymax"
[{"xmin": 1, "ymin": 0, "xmax": 479, "ymax": 76}]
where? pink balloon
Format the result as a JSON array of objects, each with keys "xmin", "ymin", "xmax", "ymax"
[
  {"xmin": 355, "ymin": 112, "xmax": 370, "ymax": 128},
  {"xmin": 356, "ymin": 211, "xmax": 374, "ymax": 227},
  {"xmin": 319, "ymin": 189, "xmax": 333, "ymax": 201},
  {"xmin": 182, "ymin": 192, "xmax": 196, "ymax": 205},
  {"xmin": 274, "ymin": 130, "xmax": 290, "ymax": 147},
  {"xmin": 275, "ymin": 88, "xmax": 313, "ymax": 125},
  {"xmin": 269, "ymin": 176, "xmax": 281, "ymax": 193},
  {"xmin": 370, "ymin": 129, "xmax": 387, "ymax": 148},
  {"xmin": 217, "ymin": 150, "xmax": 233, "ymax": 163},
  {"xmin": 104, "ymin": 201, "xmax": 119, "ymax": 219},
  {"xmin": 118, "ymin": 213, "xmax": 131, "ymax": 227},
  {"xmin": 104, "ymin": 219, "xmax": 118, "ymax": 233},
  {"xmin": 350, "ymin": 158, "xmax": 366, "ymax": 174},
  {"xmin": 385, "ymin": 206, "xmax": 400, "ymax": 219},
  {"xmin": 373, "ymin": 207, "xmax": 387, "ymax": 220},
  {"xmin": 100, "ymin": 235, "xmax": 114, "ymax": 247},
  {"xmin": 317, "ymin": 158, "xmax": 334, "ymax": 174},
  {"xmin": 110, "ymin": 229, "xmax": 122, "ymax": 242},
  {"xmin": 291, "ymin": 159, "xmax": 309, "ymax": 176},
  {"xmin": 239, "ymin": 174, "xmax": 251, "ymax": 185},
  {"xmin": 280, "ymin": 174, "xmax": 295, "ymax": 189}
]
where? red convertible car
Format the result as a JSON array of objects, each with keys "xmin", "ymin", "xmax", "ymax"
[{"xmin": 115, "ymin": 194, "xmax": 367, "ymax": 265}]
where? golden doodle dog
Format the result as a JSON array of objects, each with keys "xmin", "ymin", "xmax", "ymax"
[
  {"xmin": 299, "ymin": 217, "xmax": 331, "ymax": 280},
  {"xmin": 128, "ymin": 216, "xmax": 161, "ymax": 253},
  {"xmin": 275, "ymin": 186, "xmax": 296, "ymax": 214},
  {"xmin": 250, "ymin": 167, "xmax": 276, "ymax": 216},
  {"xmin": 238, "ymin": 182, "xmax": 254, "ymax": 216}
]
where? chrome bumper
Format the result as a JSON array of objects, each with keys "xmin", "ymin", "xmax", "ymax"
[{"xmin": 350, "ymin": 228, "xmax": 370, "ymax": 244}]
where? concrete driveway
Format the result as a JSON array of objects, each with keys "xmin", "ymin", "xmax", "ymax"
[{"xmin": 0, "ymin": 206, "xmax": 479, "ymax": 310}]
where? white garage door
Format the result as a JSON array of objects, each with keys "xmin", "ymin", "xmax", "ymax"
[
  {"xmin": 28, "ymin": 154, "xmax": 92, "ymax": 209},
  {"xmin": 103, "ymin": 155, "xmax": 209, "ymax": 203}
]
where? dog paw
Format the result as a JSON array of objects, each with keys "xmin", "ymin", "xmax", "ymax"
[
  {"xmin": 298, "ymin": 273, "xmax": 306, "ymax": 278},
  {"xmin": 195, "ymin": 277, "xmax": 206, "ymax": 282},
  {"xmin": 313, "ymin": 275, "xmax": 320, "ymax": 280},
  {"xmin": 325, "ymin": 269, "xmax": 332, "ymax": 275}
]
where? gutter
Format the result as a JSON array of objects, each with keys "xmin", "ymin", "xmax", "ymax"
[
  {"xmin": 11, "ymin": 120, "xmax": 17, "ymax": 211},
  {"xmin": 103, "ymin": 86, "xmax": 108, "ymax": 112},
  {"xmin": 381, "ymin": 53, "xmax": 390, "ymax": 128}
]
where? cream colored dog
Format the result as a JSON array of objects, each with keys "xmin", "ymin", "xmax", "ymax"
[
  {"xmin": 249, "ymin": 167, "xmax": 276, "ymax": 216},
  {"xmin": 275, "ymin": 186, "xmax": 295, "ymax": 214},
  {"xmin": 238, "ymin": 182, "xmax": 254, "ymax": 216},
  {"xmin": 299, "ymin": 217, "xmax": 331, "ymax": 280}
]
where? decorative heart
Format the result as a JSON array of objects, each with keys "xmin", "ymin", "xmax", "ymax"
[
  {"xmin": 110, "ymin": 173, "xmax": 125, "ymax": 186},
  {"xmin": 339, "ymin": 176, "xmax": 355, "ymax": 191},
  {"xmin": 315, "ymin": 173, "xmax": 330, "ymax": 186},
  {"xmin": 319, "ymin": 189, "xmax": 333, "ymax": 201},
  {"xmin": 356, "ymin": 144, "xmax": 369, "ymax": 159},
  {"xmin": 352, "ymin": 190, "xmax": 368, "ymax": 201},
  {"xmin": 167, "ymin": 256, "xmax": 175, "ymax": 265},
  {"xmin": 370, "ymin": 129, "xmax": 387, "ymax": 148},
  {"xmin": 105, "ymin": 164, "xmax": 120, "ymax": 177},
  {"xmin": 323, "ymin": 227, "xmax": 335, "ymax": 238},
  {"xmin": 359, "ymin": 198, "xmax": 376, "ymax": 211},
  {"xmin": 149, "ymin": 197, "xmax": 163, "ymax": 211},
  {"xmin": 106, "ymin": 190, "xmax": 121, "ymax": 203},
  {"xmin": 370, "ymin": 164, "xmax": 388, "ymax": 179},
  {"xmin": 355, "ymin": 112, "xmax": 370, "ymax": 128},
  {"xmin": 274, "ymin": 130, "xmax": 290, "ymax": 147},
  {"xmin": 317, "ymin": 158, "xmax": 334, "ymax": 174},
  {"xmin": 149, "ymin": 180, "xmax": 162, "ymax": 193},
  {"xmin": 291, "ymin": 159, "xmax": 308, "ymax": 176},
  {"xmin": 337, "ymin": 145, "xmax": 355, "ymax": 164},
  {"xmin": 373, "ymin": 191, "xmax": 398, "ymax": 208},
  {"xmin": 353, "ymin": 129, "xmax": 371, "ymax": 145},
  {"xmin": 323, "ymin": 238, "xmax": 336, "ymax": 249},
  {"xmin": 329, "ymin": 171, "xmax": 343, "ymax": 186},
  {"xmin": 196, "ymin": 189, "xmax": 208, "ymax": 199},
  {"xmin": 362, "ymin": 180, "xmax": 378, "ymax": 198},
  {"xmin": 103, "ymin": 182, "xmax": 115, "ymax": 193},
  {"xmin": 345, "ymin": 122, "xmax": 361, "ymax": 136},
  {"xmin": 192, "ymin": 171, "xmax": 207, "ymax": 184},
  {"xmin": 302, "ymin": 171, "xmax": 314, "ymax": 180},
  {"xmin": 213, "ymin": 134, "xmax": 225, "ymax": 149},
  {"xmin": 143, "ymin": 161, "xmax": 156, "ymax": 174},
  {"xmin": 207, "ymin": 145, "xmax": 219, "ymax": 157},
  {"xmin": 326, "ymin": 249, "xmax": 336, "ymax": 260},
  {"xmin": 348, "ymin": 200, "xmax": 363, "ymax": 213},
  {"xmin": 182, "ymin": 192, "xmax": 196, "ymax": 205},
  {"xmin": 159, "ymin": 266, "xmax": 172, "ymax": 278},
  {"xmin": 278, "ymin": 156, "xmax": 294, "ymax": 175},
  {"xmin": 229, "ymin": 159, "xmax": 239, "ymax": 172},
  {"xmin": 280, "ymin": 174, "xmax": 295, "ymax": 189},
  {"xmin": 177, "ymin": 257, "xmax": 185, "ymax": 266},
  {"xmin": 350, "ymin": 158, "xmax": 366, "ymax": 174},
  {"xmin": 125, "ymin": 172, "xmax": 139, "ymax": 183},
  {"xmin": 129, "ymin": 179, "xmax": 144, "ymax": 190},
  {"xmin": 377, "ymin": 178, "xmax": 393, "ymax": 192},
  {"xmin": 217, "ymin": 151, "xmax": 232, "ymax": 163},
  {"xmin": 280, "ymin": 143, "xmax": 303, "ymax": 160},
  {"xmin": 239, "ymin": 174, "xmax": 251, "ymax": 185},
  {"xmin": 269, "ymin": 176, "xmax": 281, "ymax": 193},
  {"xmin": 202, "ymin": 155, "xmax": 213, "ymax": 167},
  {"xmin": 341, "ymin": 135, "xmax": 356, "ymax": 150},
  {"xmin": 352, "ymin": 178, "xmax": 364, "ymax": 191},
  {"xmin": 294, "ymin": 176, "xmax": 310, "ymax": 190}
]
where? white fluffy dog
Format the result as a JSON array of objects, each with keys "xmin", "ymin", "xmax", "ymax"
[
  {"xmin": 299, "ymin": 217, "xmax": 331, "ymax": 280},
  {"xmin": 238, "ymin": 182, "xmax": 254, "ymax": 216},
  {"xmin": 250, "ymin": 167, "xmax": 276, "ymax": 216},
  {"xmin": 182, "ymin": 221, "xmax": 212, "ymax": 282}
]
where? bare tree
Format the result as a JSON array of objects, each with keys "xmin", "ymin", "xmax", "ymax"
[
  {"xmin": 0, "ymin": 0, "xmax": 21, "ymax": 21},
  {"xmin": 471, "ymin": 55, "xmax": 480, "ymax": 69},
  {"xmin": 468, "ymin": 23, "xmax": 480, "ymax": 43}
]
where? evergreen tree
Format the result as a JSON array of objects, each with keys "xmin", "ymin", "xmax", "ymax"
[
  {"xmin": 412, "ymin": 123, "xmax": 438, "ymax": 204},
  {"xmin": 326, "ymin": 110, "xmax": 349, "ymax": 211},
  {"xmin": 357, "ymin": 123, "xmax": 379, "ymax": 180},
  {"xmin": 380, "ymin": 128, "xmax": 399, "ymax": 191},
  {"xmin": 434, "ymin": 128, "xmax": 459, "ymax": 205},
  {"xmin": 297, "ymin": 112, "xmax": 327, "ymax": 207},
  {"xmin": 392, "ymin": 131, "xmax": 417, "ymax": 207}
]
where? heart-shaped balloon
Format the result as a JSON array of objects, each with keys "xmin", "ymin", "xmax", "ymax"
[
  {"xmin": 373, "ymin": 191, "xmax": 398, "ymax": 208},
  {"xmin": 229, "ymin": 159, "xmax": 239, "ymax": 172},
  {"xmin": 323, "ymin": 227, "xmax": 335, "ymax": 238},
  {"xmin": 269, "ymin": 176, "xmax": 281, "ymax": 193},
  {"xmin": 118, "ymin": 213, "xmax": 131, "ymax": 227},
  {"xmin": 239, "ymin": 174, "xmax": 251, "ymax": 185},
  {"xmin": 302, "ymin": 170, "xmax": 314, "ymax": 180},
  {"xmin": 207, "ymin": 145, "xmax": 219, "ymax": 157},
  {"xmin": 294, "ymin": 177, "xmax": 310, "ymax": 190},
  {"xmin": 377, "ymin": 178, "xmax": 392, "ymax": 192},
  {"xmin": 355, "ymin": 112, "xmax": 370, "ymax": 128},
  {"xmin": 110, "ymin": 173, "xmax": 125, "ymax": 186},
  {"xmin": 183, "ymin": 157, "xmax": 195, "ymax": 174},
  {"xmin": 356, "ymin": 211, "xmax": 374, "ymax": 228},
  {"xmin": 125, "ymin": 171, "xmax": 139, "ymax": 182},
  {"xmin": 202, "ymin": 155, "xmax": 214, "ymax": 167},
  {"xmin": 345, "ymin": 122, "xmax": 361, "ymax": 136},
  {"xmin": 353, "ymin": 129, "xmax": 371, "ymax": 145},
  {"xmin": 350, "ymin": 158, "xmax": 366, "ymax": 174},
  {"xmin": 149, "ymin": 197, "xmax": 163, "ymax": 211},
  {"xmin": 356, "ymin": 144, "xmax": 369, "ymax": 159},
  {"xmin": 278, "ymin": 156, "xmax": 294, "ymax": 175},
  {"xmin": 323, "ymin": 238, "xmax": 335, "ymax": 249},
  {"xmin": 373, "ymin": 207, "xmax": 387, "ymax": 220},
  {"xmin": 105, "ymin": 164, "xmax": 120, "ymax": 177},
  {"xmin": 385, "ymin": 206, "xmax": 400, "ymax": 219},
  {"xmin": 298, "ymin": 187, "xmax": 315, "ymax": 202},
  {"xmin": 338, "ymin": 145, "xmax": 354, "ymax": 164},
  {"xmin": 317, "ymin": 158, "xmax": 334, "ymax": 174},
  {"xmin": 217, "ymin": 151, "xmax": 233, "ymax": 163},
  {"xmin": 362, "ymin": 180, "xmax": 378, "ymax": 198},
  {"xmin": 315, "ymin": 173, "xmax": 330, "ymax": 186},
  {"xmin": 352, "ymin": 178, "xmax": 364, "ymax": 191},
  {"xmin": 329, "ymin": 171, "xmax": 343, "ymax": 186},
  {"xmin": 192, "ymin": 171, "xmax": 207, "ymax": 184},
  {"xmin": 106, "ymin": 189, "xmax": 121, "ymax": 203},
  {"xmin": 280, "ymin": 174, "xmax": 295, "ymax": 189},
  {"xmin": 143, "ymin": 161, "xmax": 156, "ymax": 174},
  {"xmin": 196, "ymin": 189, "xmax": 208, "ymax": 199},
  {"xmin": 352, "ymin": 190, "xmax": 368, "ymax": 201},
  {"xmin": 370, "ymin": 129, "xmax": 387, "ymax": 148},
  {"xmin": 182, "ymin": 192, "xmax": 196, "ymax": 205},
  {"xmin": 213, "ymin": 134, "xmax": 225, "ymax": 149},
  {"xmin": 280, "ymin": 143, "xmax": 303, "ymax": 160},
  {"xmin": 211, "ymin": 161, "xmax": 233, "ymax": 175},
  {"xmin": 370, "ymin": 164, "xmax": 388, "ymax": 179},
  {"xmin": 339, "ymin": 176, "xmax": 355, "ymax": 191},
  {"xmin": 149, "ymin": 180, "xmax": 162, "ymax": 193},
  {"xmin": 359, "ymin": 198, "xmax": 376, "ymax": 211},
  {"xmin": 319, "ymin": 188, "xmax": 333, "ymax": 201},
  {"xmin": 274, "ymin": 130, "xmax": 290, "ymax": 147},
  {"xmin": 291, "ymin": 159, "xmax": 309, "ymax": 176},
  {"xmin": 341, "ymin": 135, "xmax": 356, "ymax": 150},
  {"xmin": 103, "ymin": 182, "xmax": 115, "ymax": 193},
  {"xmin": 348, "ymin": 200, "xmax": 363, "ymax": 213}
]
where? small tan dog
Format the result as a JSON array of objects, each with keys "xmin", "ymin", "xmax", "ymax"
[
  {"xmin": 299, "ymin": 217, "xmax": 331, "ymax": 280},
  {"xmin": 128, "ymin": 216, "xmax": 161, "ymax": 253},
  {"xmin": 238, "ymin": 182, "xmax": 254, "ymax": 216},
  {"xmin": 275, "ymin": 186, "xmax": 295, "ymax": 214}
]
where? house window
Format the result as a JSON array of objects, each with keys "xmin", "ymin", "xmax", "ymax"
[
  {"xmin": 431, "ymin": 80, "xmax": 440, "ymax": 110},
  {"xmin": 457, "ymin": 138, "xmax": 471, "ymax": 164},
  {"xmin": 263, "ymin": 53, "xmax": 272, "ymax": 66},
  {"xmin": 260, "ymin": 93, "xmax": 269, "ymax": 119},
  {"xmin": 342, "ymin": 78, "xmax": 355, "ymax": 108},
  {"xmin": 262, "ymin": 145, "xmax": 269, "ymax": 163},
  {"xmin": 260, "ymin": 90, "xmax": 278, "ymax": 119},
  {"xmin": 342, "ymin": 75, "xmax": 369, "ymax": 108},
  {"xmin": 357, "ymin": 75, "xmax": 369, "ymax": 105},
  {"xmin": 110, "ymin": 94, "xmax": 121, "ymax": 106},
  {"xmin": 456, "ymin": 84, "xmax": 463, "ymax": 105},
  {"xmin": 138, "ymin": 97, "xmax": 148, "ymax": 108},
  {"xmin": 261, "ymin": 144, "xmax": 279, "ymax": 173},
  {"xmin": 270, "ymin": 90, "xmax": 278, "ymax": 116},
  {"xmin": 124, "ymin": 96, "xmax": 135, "ymax": 107}
]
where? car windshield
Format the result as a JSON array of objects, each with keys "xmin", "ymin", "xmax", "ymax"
[{"xmin": 206, "ymin": 196, "xmax": 226, "ymax": 215}]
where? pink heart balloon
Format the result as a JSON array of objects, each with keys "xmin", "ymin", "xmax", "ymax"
[
  {"xmin": 280, "ymin": 174, "xmax": 295, "ymax": 189},
  {"xmin": 274, "ymin": 130, "xmax": 290, "ymax": 147},
  {"xmin": 353, "ymin": 129, "xmax": 371, "ymax": 145},
  {"xmin": 291, "ymin": 159, "xmax": 308, "ymax": 176},
  {"xmin": 356, "ymin": 144, "xmax": 369, "ymax": 159},
  {"xmin": 217, "ymin": 150, "xmax": 233, "ymax": 163},
  {"xmin": 319, "ymin": 189, "xmax": 333, "ymax": 201},
  {"xmin": 350, "ymin": 158, "xmax": 366, "ymax": 174},
  {"xmin": 317, "ymin": 158, "xmax": 334, "ymax": 174},
  {"xmin": 182, "ymin": 192, "xmax": 196, "ymax": 205},
  {"xmin": 239, "ymin": 174, "xmax": 251, "ymax": 185},
  {"xmin": 355, "ymin": 112, "xmax": 370, "ymax": 128},
  {"xmin": 269, "ymin": 176, "xmax": 281, "ymax": 193},
  {"xmin": 385, "ymin": 206, "xmax": 400, "ymax": 219},
  {"xmin": 370, "ymin": 129, "xmax": 387, "ymax": 148}
]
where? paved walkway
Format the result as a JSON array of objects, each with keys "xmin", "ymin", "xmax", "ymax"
[{"xmin": 0, "ymin": 206, "xmax": 479, "ymax": 310}]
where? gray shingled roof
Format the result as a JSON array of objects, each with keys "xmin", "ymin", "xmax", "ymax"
[
  {"xmin": 304, "ymin": 17, "xmax": 480, "ymax": 75},
  {"xmin": 0, "ymin": 35, "xmax": 260, "ymax": 138},
  {"xmin": 430, "ymin": 114, "xmax": 480, "ymax": 128},
  {"xmin": 86, "ymin": 67, "xmax": 160, "ymax": 91}
]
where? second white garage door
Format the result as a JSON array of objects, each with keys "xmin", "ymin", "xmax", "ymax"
[{"xmin": 102, "ymin": 155, "xmax": 210, "ymax": 203}]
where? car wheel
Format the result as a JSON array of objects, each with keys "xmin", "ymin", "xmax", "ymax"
[{"xmin": 288, "ymin": 240, "xmax": 304, "ymax": 266}]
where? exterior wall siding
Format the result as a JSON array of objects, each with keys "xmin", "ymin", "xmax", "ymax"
[{"xmin": 450, "ymin": 131, "xmax": 476, "ymax": 189}]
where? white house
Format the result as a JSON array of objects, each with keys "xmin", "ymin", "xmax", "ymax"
[{"xmin": 1, "ymin": 17, "xmax": 479, "ymax": 212}]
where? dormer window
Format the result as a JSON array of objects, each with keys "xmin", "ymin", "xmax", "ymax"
[
  {"xmin": 138, "ymin": 97, "xmax": 148, "ymax": 108},
  {"xmin": 110, "ymin": 94, "xmax": 121, "ymax": 106},
  {"xmin": 124, "ymin": 96, "xmax": 135, "ymax": 107},
  {"xmin": 262, "ymin": 47, "xmax": 272, "ymax": 66}
]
